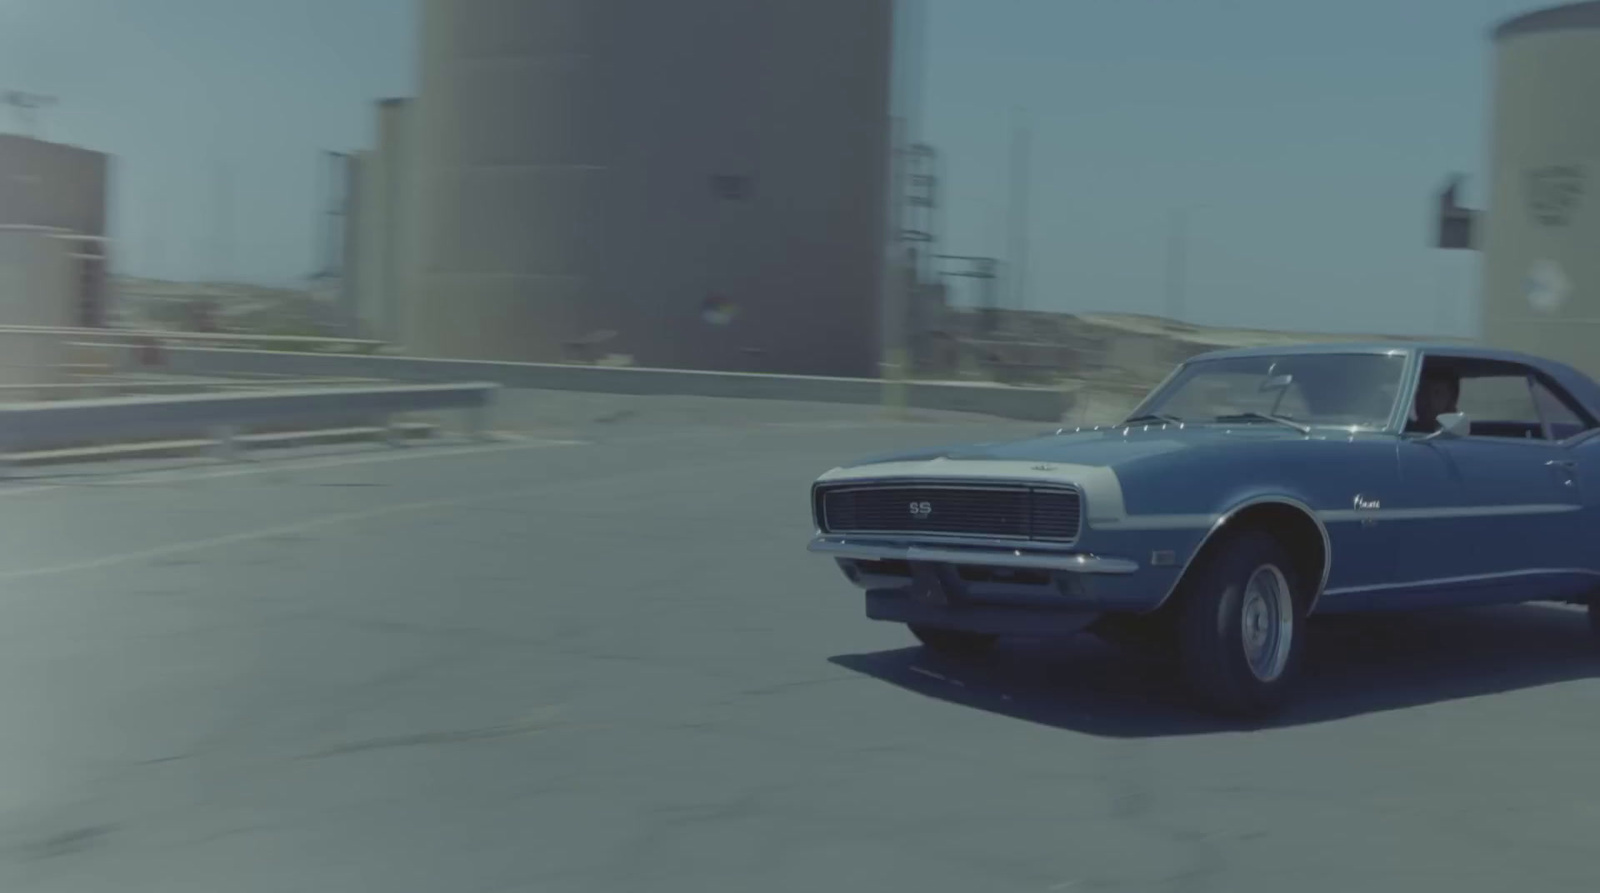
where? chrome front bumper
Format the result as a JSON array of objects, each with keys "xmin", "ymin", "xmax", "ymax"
[{"xmin": 807, "ymin": 535, "xmax": 1139, "ymax": 575}]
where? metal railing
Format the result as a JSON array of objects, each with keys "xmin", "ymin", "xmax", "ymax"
[
  {"xmin": 0, "ymin": 381, "xmax": 498, "ymax": 467},
  {"xmin": 0, "ymin": 325, "xmax": 389, "ymax": 400},
  {"xmin": 0, "ymin": 324, "xmax": 386, "ymax": 353},
  {"xmin": 0, "ymin": 376, "xmax": 391, "ymax": 400}
]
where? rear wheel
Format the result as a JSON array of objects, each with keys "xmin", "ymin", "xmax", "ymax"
[
  {"xmin": 909, "ymin": 624, "xmax": 997, "ymax": 657},
  {"xmin": 1176, "ymin": 530, "xmax": 1306, "ymax": 717}
]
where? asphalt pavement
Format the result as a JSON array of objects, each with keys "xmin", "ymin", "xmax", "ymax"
[{"xmin": 0, "ymin": 390, "xmax": 1596, "ymax": 892}]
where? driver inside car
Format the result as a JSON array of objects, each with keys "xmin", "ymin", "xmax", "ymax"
[{"xmin": 1407, "ymin": 367, "xmax": 1461, "ymax": 433}]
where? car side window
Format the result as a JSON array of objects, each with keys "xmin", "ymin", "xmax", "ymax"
[
  {"xmin": 1456, "ymin": 372, "xmax": 1545, "ymax": 439},
  {"xmin": 1531, "ymin": 378, "xmax": 1595, "ymax": 441}
]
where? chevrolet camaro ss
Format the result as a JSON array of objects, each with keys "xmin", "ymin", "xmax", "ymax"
[{"xmin": 808, "ymin": 343, "xmax": 1600, "ymax": 715}]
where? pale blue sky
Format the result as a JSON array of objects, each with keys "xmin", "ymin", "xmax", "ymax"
[
  {"xmin": 0, "ymin": 0, "xmax": 1560, "ymax": 336},
  {"xmin": 0, "ymin": 0, "xmax": 415, "ymax": 285}
]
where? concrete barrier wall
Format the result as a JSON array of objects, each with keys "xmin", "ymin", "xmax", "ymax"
[
  {"xmin": 157, "ymin": 347, "xmax": 1075, "ymax": 422},
  {"xmin": 0, "ymin": 382, "xmax": 494, "ymax": 454}
]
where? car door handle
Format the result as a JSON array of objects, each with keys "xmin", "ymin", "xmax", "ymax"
[{"xmin": 1547, "ymin": 459, "xmax": 1578, "ymax": 469}]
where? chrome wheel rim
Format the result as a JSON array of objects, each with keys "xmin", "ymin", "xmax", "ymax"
[{"xmin": 1240, "ymin": 564, "xmax": 1294, "ymax": 682}]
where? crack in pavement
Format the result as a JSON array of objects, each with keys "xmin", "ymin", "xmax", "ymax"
[{"xmin": 301, "ymin": 712, "xmax": 568, "ymax": 759}]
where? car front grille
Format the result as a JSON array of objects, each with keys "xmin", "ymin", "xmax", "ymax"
[{"xmin": 815, "ymin": 481, "xmax": 1082, "ymax": 543}]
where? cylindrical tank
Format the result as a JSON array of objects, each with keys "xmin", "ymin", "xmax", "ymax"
[
  {"xmin": 1481, "ymin": 2, "xmax": 1600, "ymax": 377},
  {"xmin": 402, "ymin": 0, "xmax": 894, "ymax": 376},
  {"xmin": 0, "ymin": 226, "xmax": 78, "ymax": 387}
]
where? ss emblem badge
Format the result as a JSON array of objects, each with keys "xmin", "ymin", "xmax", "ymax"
[{"xmin": 909, "ymin": 500, "xmax": 933, "ymax": 519}]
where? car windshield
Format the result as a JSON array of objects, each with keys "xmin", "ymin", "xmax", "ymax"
[{"xmin": 1130, "ymin": 352, "xmax": 1408, "ymax": 430}]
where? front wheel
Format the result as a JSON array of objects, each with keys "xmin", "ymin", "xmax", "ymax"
[
  {"xmin": 909, "ymin": 624, "xmax": 997, "ymax": 657},
  {"xmin": 1176, "ymin": 530, "xmax": 1306, "ymax": 717}
]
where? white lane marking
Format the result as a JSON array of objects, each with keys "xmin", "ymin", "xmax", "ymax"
[
  {"xmin": 0, "ymin": 483, "xmax": 61, "ymax": 498},
  {"xmin": 908, "ymin": 665, "xmax": 965, "ymax": 687},
  {"xmin": 0, "ymin": 498, "xmax": 477, "ymax": 581},
  {"xmin": 111, "ymin": 437, "xmax": 588, "ymax": 486},
  {"xmin": 0, "ymin": 476, "xmax": 573, "ymax": 581},
  {"xmin": 0, "ymin": 441, "xmax": 788, "ymax": 581},
  {"xmin": 0, "ymin": 437, "xmax": 587, "ymax": 493}
]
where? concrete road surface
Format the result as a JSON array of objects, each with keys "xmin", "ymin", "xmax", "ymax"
[{"xmin": 0, "ymin": 392, "xmax": 1596, "ymax": 892}]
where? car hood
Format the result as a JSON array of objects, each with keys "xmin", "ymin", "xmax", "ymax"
[{"xmin": 833, "ymin": 423, "xmax": 1310, "ymax": 472}]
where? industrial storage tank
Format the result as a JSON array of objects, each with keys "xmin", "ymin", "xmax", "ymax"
[
  {"xmin": 0, "ymin": 135, "xmax": 110, "ymax": 327},
  {"xmin": 1480, "ymin": 1, "xmax": 1600, "ymax": 377},
  {"xmin": 401, "ymin": 0, "xmax": 895, "ymax": 376}
]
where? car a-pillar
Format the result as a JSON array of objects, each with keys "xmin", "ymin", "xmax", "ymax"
[{"xmin": 1166, "ymin": 501, "xmax": 1328, "ymax": 716}]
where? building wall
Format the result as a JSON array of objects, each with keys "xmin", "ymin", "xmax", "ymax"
[
  {"xmin": 1480, "ymin": 3, "xmax": 1600, "ymax": 379},
  {"xmin": 344, "ymin": 150, "xmax": 379, "ymax": 336},
  {"xmin": 338, "ymin": 151, "xmax": 366, "ymax": 335},
  {"xmin": 0, "ymin": 135, "xmax": 107, "ymax": 237},
  {"xmin": 374, "ymin": 99, "xmax": 415, "ymax": 345},
  {"xmin": 345, "ymin": 99, "xmax": 416, "ymax": 344},
  {"xmin": 0, "ymin": 135, "xmax": 110, "ymax": 327},
  {"xmin": 0, "ymin": 228, "xmax": 76, "ymax": 327},
  {"xmin": 402, "ymin": 0, "xmax": 894, "ymax": 376},
  {"xmin": 0, "ymin": 228, "xmax": 77, "ymax": 385}
]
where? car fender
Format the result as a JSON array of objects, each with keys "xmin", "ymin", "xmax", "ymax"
[{"xmin": 1151, "ymin": 491, "xmax": 1332, "ymax": 614}]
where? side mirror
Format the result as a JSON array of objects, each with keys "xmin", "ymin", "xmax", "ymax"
[{"xmin": 1428, "ymin": 411, "xmax": 1471, "ymax": 439}]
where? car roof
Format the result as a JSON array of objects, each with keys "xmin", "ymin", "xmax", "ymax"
[
  {"xmin": 1190, "ymin": 341, "xmax": 1453, "ymax": 361},
  {"xmin": 1185, "ymin": 341, "xmax": 1600, "ymax": 416}
]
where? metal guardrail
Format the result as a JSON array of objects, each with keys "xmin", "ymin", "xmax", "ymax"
[
  {"xmin": 0, "ymin": 324, "xmax": 387, "ymax": 352},
  {"xmin": 0, "ymin": 381, "xmax": 498, "ymax": 465},
  {"xmin": 0, "ymin": 328, "xmax": 1070, "ymax": 421},
  {"xmin": 157, "ymin": 348, "xmax": 1077, "ymax": 422},
  {"xmin": 0, "ymin": 376, "xmax": 390, "ymax": 399}
]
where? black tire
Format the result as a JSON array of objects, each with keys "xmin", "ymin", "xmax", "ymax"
[
  {"xmin": 1176, "ymin": 529, "xmax": 1306, "ymax": 717},
  {"xmin": 909, "ymin": 624, "xmax": 997, "ymax": 657}
]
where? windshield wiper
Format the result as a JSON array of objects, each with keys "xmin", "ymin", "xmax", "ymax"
[
  {"xmin": 1122, "ymin": 413, "xmax": 1184, "ymax": 426},
  {"xmin": 1213, "ymin": 412, "xmax": 1311, "ymax": 434}
]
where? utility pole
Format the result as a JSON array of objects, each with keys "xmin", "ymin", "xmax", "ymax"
[
  {"xmin": 1006, "ymin": 107, "xmax": 1032, "ymax": 313},
  {"xmin": 1164, "ymin": 209, "xmax": 1188, "ymax": 322}
]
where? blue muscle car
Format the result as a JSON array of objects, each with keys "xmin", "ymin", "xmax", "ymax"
[{"xmin": 809, "ymin": 342, "xmax": 1600, "ymax": 715}]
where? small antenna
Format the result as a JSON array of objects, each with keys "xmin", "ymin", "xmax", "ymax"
[{"xmin": 1, "ymin": 91, "xmax": 58, "ymax": 137}]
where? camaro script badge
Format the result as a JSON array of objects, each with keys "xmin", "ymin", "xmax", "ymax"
[{"xmin": 1353, "ymin": 494, "xmax": 1381, "ymax": 511}]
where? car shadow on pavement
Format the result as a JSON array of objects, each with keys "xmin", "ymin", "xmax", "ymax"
[{"xmin": 828, "ymin": 604, "xmax": 1600, "ymax": 736}]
